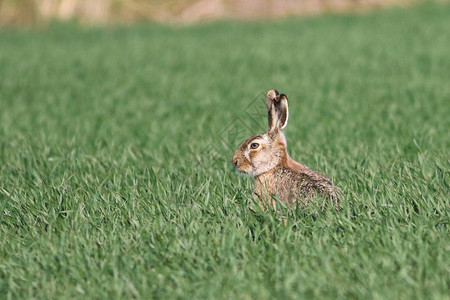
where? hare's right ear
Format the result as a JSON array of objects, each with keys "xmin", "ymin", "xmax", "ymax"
[{"xmin": 267, "ymin": 89, "xmax": 289, "ymax": 135}]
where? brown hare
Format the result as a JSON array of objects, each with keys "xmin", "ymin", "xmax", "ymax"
[{"xmin": 232, "ymin": 89, "xmax": 338, "ymax": 209}]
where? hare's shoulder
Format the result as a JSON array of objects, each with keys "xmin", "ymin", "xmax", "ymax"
[{"xmin": 284, "ymin": 159, "xmax": 335, "ymax": 194}]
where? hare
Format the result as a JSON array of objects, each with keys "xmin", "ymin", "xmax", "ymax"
[{"xmin": 232, "ymin": 89, "xmax": 338, "ymax": 209}]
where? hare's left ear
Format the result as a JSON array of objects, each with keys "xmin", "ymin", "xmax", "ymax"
[{"xmin": 267, "ymin": 89, "xmax": 289, "ymax": 134}]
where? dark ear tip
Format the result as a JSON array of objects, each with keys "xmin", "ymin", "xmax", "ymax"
[
  {"xmin": 267, "ymin": 89, "xmax": 279, "ymax": 99},
  {"xmin": 273, "ymin": 94, "xmax": 288, "ymax": 103}
]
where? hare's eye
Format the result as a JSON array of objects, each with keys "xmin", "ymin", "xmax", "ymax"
[{"xmin": 250, "ymin": 143, "xmax": 259, "ymax": 149}]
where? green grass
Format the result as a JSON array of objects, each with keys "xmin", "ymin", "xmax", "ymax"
[{"xmin": 1, "ymin": 3, "xmax": 449, "ymax": 299}]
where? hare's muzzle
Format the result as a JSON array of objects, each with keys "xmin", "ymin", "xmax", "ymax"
[{"xmin": 232, "ymin": 158, "xmax": 238, "ymax": 168}]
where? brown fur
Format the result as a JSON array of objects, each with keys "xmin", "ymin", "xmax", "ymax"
[{"xmin": 232, "ymin": 89, "xmax": 339, "ymax": 209}]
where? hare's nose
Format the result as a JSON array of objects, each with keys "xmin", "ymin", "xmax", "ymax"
[{"xmin": 232, "ymin": 159, "xmax": 238, "ymax": 167}]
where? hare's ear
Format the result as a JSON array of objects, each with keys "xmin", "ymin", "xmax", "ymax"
[{"xmin": 267, "ymin": 89, "xmax": 289, "ymax": 134}]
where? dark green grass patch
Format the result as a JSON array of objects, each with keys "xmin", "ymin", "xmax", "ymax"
[{"xmin": 0, "ymin": 3, "xmax": 449, "ymax": 299}]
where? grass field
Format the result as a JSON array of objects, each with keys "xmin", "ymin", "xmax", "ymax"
[{"xmin": 1, "ymin": 3, "xmax": 449, "ymax": 299}]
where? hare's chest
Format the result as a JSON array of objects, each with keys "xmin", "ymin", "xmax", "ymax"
[{"xmin": 254, "ymin": 170, "xmax": 301, "ymax": 204}]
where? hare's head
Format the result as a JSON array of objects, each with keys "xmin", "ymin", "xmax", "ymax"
[{"xmin": 232, "ymin": 89, "xmax": 289, "ymax": 176}]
